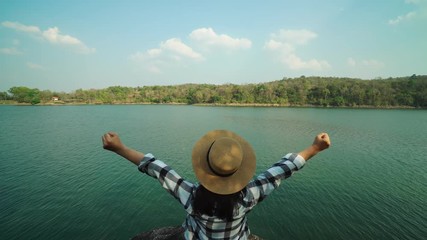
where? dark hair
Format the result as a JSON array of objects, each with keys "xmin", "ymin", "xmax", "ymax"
[{"xmin": 193, "ymin": 185, "xmax": 243, "ymax": 221}]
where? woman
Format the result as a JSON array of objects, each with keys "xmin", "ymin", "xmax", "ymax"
[{"xmin": 102, "ymin": 130, "xmax": 330, "ymax": 239}]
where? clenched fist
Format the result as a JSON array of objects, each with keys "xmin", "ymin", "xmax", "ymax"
[{"xmin": 102, "ymin": 132, "xmax": 125, "ymax": 153}]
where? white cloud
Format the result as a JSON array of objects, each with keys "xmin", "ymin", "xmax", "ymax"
[
  {"xmin": 264, "ymin": 29, "xmax": 330, "ymax": 71},
  {"xmin": 129, "ymin": 51, "xmax": 166, "ymax": 73},
  {"xmin": 347, "ymin": 58, "xmax": 385, "ymax": 69},
  {"xmin": 43, "ymin": 27, "xmax": 81, "ymax": 45},
  {"xmin": 146, "ymin": 65, "xmax": 162, "ymax": 74},
  {"xmin": 131, "ymin": 27, "xmax": 252, "ymax": 74},
  {"xmin": 131, "ymin": 38, "xmax": 202, "ymax": 62},
  {"xmin": 2, "ymin": 21, "xmax": 41, "ymax": 33},
  {"xmin": 189, "ymin": 28, "xmax": 252, "ymax": 49},
  {"xmin": 264, "ymin": 40, "xmax": 294, "ymax": 53},
  {"xmin": 130, "ymin": 38, "xmax": 203, "ymax": 74},
  {"xmin": 147, "ymin": 48, "xmax": 162, "ymax": 57},
  {"xmin": 271, "ymin": 29, "xmax": 317, "ymax": 45},
  {"xmin": 130, "ymin": 51, "xmax": 160, "ymax": 62},
  {"xmin": 160, "ymin": 38, "xmax": 203, "ymax": 60},
  {"xmin": 0, "ymin": 47, "xmax": 22, "ymax": 55},
  {"xmin": 27, "ymin": 62, "xmax": 45, "ymax": 70},
  {"xmin": 2, "ymin": 21, "xmax": 95, "ymax": 54},
  {"xmin": 284, "ymin": 54, "xmax": 330, "ymax": 70},
  {"xmin": 388, "ymin": 11, "xmax": 417, "ymax": 25},
  {"xmin": 362, "ymin": 59, "xmax": 385, "ymax": 68},
  {"xmin": 392, "ymin": 0, "xmax": 427, "ymax": 25},
  {"xmin": 42, "ymin": 27, "xmax": 95, "ymax": 54}
]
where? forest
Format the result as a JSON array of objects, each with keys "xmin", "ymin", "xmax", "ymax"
[{"xmin": 1, "ymin": 75, "xmax": 426, "ymax": 108}]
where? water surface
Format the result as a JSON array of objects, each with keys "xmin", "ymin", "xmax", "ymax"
[{"xmin": 0, "ymin": 105, "xmax": 426, "ymax": 239}]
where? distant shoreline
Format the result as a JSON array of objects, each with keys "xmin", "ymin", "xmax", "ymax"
[
  {"xmin": 1, "ymin": 101, "xmax": 422, "ymax": 109},
  {"xmin": 3, "ymin": 76, "xmax": 426, "ymax": 108}
]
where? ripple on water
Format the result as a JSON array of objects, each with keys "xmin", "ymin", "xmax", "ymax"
[{"xmin": 1, "ymin": 106, "xmax": 426, "ymax": 239}]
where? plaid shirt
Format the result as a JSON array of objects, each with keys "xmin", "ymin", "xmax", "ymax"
[{"xmin": 138, "ymin": 153, "xmax": 306, "ymax": 240}]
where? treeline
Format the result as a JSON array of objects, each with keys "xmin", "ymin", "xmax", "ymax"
[{"xmin": 1, "ymin": 75, "xmax": 426, "ymax": 108}]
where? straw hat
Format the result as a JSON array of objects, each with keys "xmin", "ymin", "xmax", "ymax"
[{"xmin": 192, "ymin": 130, "xmax": 256, "ymax": 195}]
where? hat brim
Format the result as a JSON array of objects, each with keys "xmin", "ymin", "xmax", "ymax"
[{"xmin": 192, "ymin": 130, "xmax": 256, "ymax": 195}]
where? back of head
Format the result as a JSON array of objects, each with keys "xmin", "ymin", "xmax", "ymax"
[{"xmin": 193, "ymin": 185, "xmax": 243, "ymax": 221}]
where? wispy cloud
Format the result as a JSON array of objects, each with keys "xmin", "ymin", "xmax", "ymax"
[
  {"xmin": 189, "ymin": 28, "xmax": 252, "ymax": 50},
  {"xmin": 130, "ymin": 37, "xmax": 203, "ymax": 73},
  {"xmin": 27, "ymin": 62, "xmax": 45, "ymax": 70},
  {"xmin": 130, "ymin": 27, "xmax": 254, "ymax": 74},
  {"xmin": 130, "ymin": 51, "xmax": 165, "ymax": 73},
  {"xmin": 347, "ymin": 57, "xmax": 385, "ymax": 69},
  {"xmin": 132, "ymin": 27, "xmax": 253, "ymax": 74},
  {"xmin": 388, "ymin": 11, "xmax": 417, "ymax": 25},
  {"xmin": 264, "ymin": 29, "xmax": 330, "ymax": 71},
  {"xmin": 0, "ymin": 47, "xmax": 22, "ymax": 55},
  {"xmin": 270, "ymin": 29, "xmax": 317, "ymax": 45},
  {"xmin": 347, "ymin": 57, "xmax": 357, "ymax": 67},
  {"xmin": 2, "ymin": 21, "xmax": 40, "ymax": 33},
  {"xmin": 131, "ymin": 38, "xmax": 202, "ymax": 62},
  {"xmin": 389, "ymin": 0, "xmax": 426, "ymax": 25},
  {"xmin": 362, "ymin": 59, "xmax": 385, "ymax": 68},
  {"xmin": 405, "ymin": 0, "xmax": 420, "ymax": 4},
  {"xmin": 2, "ymin": 21, "xmax": 95, "ymax": 54}
]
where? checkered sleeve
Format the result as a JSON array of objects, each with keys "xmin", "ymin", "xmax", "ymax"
[
  {"xmin": 138, "ymin": 153, "xmax": 195, "ymax": 208},
  {"xmin": 244, "ymin": 153, "xmax": 306, "ymax": 208}
]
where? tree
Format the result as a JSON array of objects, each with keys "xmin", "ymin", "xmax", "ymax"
[
  {"xmin": 8, "ymin": 86, "xmax": 40, "ymax": 104},
  {"xmin": 39, "ymin": 90, "xmax": 53, "ymax": 102},
  {"xmin": 0, "ymin": 91, "xmax": 11, "ymax": 101},
  {"xmin": 230, "ymin": 85, "xmax": 243, "ymax": 103},
  {"xmin": 4, "ymin": 75, "xmax": 426, "ymax": 107}
]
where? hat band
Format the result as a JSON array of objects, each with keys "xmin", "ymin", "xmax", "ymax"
[{"xmin": 206, "ymin": 141, "xmax": 237, "ymax": 177}]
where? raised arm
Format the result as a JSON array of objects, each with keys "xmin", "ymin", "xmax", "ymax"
[
  {"xmin": 298, "ymin": 133, "xmax": 331, "ymax": 161},
  {"xmin": 245, "ymin": 133, "xmax": 331, "ymax": 207},
  {"xmin": 102, "ymin": 132, "xmax": 145, "ymax": 165}
]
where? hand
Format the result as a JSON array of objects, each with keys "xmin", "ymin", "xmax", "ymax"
[
  {"xmin": 102, "ymin": 132, "xmax": 125, "ymax": 153},
  {"xmin": 312, "ymin": 133, "xmax": 331, "ymax": 152},
  {"xmin": 102, "ymin": 132, "xmax": 145, "ymax": 165}
]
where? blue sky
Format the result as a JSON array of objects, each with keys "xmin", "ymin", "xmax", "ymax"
[{"xmin": 1, "ymin": 0, "xmax": 426, "ymax": 92}]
